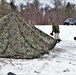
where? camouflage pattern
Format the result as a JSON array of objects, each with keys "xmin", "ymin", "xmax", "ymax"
[{"xmin": 0, "ymin": 12, "xmax": 57, "ymax": 59}]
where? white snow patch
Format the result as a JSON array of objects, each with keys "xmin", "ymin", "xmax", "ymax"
[{"xmin": 0, "ymin": 25, "xmax": 76, "ymax": 75}]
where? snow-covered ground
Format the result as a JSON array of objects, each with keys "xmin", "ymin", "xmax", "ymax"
[{"xmin": 0, "ymin": 25, "xmax": 76, "ymax": 75}]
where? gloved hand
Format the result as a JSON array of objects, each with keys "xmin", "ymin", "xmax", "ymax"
[{"xmin": 50, "ymin": 32, "xmax": 53, "ymax": 36}]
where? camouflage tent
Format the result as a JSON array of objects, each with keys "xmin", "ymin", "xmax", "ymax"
[{"xmin": 0, "ymin": 12, "xmax": 57, "ymax": 59}]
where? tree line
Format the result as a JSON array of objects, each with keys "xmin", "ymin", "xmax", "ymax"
[{"xmin": 0, "ymin": 0, "xmax": 76, "ymax": 25}]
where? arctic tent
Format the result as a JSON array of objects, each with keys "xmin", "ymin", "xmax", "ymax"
[{"xmin": 0, "ymin": 12, "xmax": 57, "ymax": 59}]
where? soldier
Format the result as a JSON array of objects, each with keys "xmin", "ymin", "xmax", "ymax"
[{"xmin": 50, "ymin": 20, "xmax": 61, "ymax": 43}]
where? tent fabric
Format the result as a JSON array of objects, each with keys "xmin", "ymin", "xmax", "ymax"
[{"xmin": 0, "ymin": 12, "xmax": 57, "ymax": 59}]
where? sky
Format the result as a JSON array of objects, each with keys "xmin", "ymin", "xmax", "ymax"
[
  {"xmin": 40, "ymin": 0, "xmax": 76, "ymax": 6},
  {"xmin": 6, "ymin": 0, "xmax": 76, "ymax": 6}
]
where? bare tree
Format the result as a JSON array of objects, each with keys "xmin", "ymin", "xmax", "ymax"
[
  {"xmin": 10, "ymin": 0, "xmax": 17, "ymax": 12},
  {"xmin": 19, "ymin": 3, "xmax": 24, "ymax": 16},
  {"xmin": 18, "ymin": 0, "xmax": 76, "ymax": 25},
  {"xmin": 44, "ymin": 4, "xmax": 51, "ymax": 24},
  {"xmin": 65, "ymin": 2, "xmax": 75, "ymax": 18},
  {"xmin": 0, "ymin": 0, "xmax": 12, "ymax": 17},
  {"xmin": 50, "ymin": 0, "xmax": 64, "ymax": 24},
  {"xmin": 1, "ymin": 0, "xmax": 5, "ymax": 6}
]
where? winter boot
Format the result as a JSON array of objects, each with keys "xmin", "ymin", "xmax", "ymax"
[{"xmin": 57, "ymin": 39, "xmax": 61, "ymax": 43}]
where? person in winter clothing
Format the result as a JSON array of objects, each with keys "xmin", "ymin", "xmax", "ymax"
[{"xmin": 50, "ymin": 20, "xmax": 61, "ymax": 43}]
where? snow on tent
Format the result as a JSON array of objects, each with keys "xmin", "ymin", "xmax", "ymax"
[{"xmin": 0, "ymin": 12, "xmax": 57, "ymax": 59}]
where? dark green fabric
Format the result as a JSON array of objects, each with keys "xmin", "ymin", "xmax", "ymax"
[{"xmin": 52, "ymin": 23, "xmax": 60, "ymax": 33}]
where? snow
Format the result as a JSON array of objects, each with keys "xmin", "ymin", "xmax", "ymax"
[
  {"xmin": 0, "ymin": 25, "xmax": 76, "ymax": 75},
  {"xmin": 36, "ymin": 25, "xmax": 76, "ymax": 41}
]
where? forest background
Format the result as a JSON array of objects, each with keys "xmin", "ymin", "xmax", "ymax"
[{"xmin": 0, "ymin": 0, "xmax": 76, "ymax": 25}]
